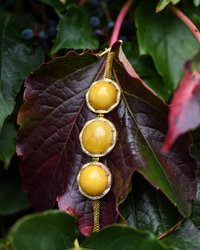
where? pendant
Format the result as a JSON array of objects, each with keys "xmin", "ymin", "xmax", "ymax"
[{"xmin": 77, "ymin": 50, "xmax": 121, "ymax": 232}]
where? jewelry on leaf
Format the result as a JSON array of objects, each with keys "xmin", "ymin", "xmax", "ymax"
[{"xmin": 77, "ymin": 50, "xmax": 121, "ymax": 232}]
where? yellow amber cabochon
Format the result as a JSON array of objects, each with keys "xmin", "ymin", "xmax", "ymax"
[
  {"xmin": 77, "ymin": 162, "xmax": 112, "ymax": 199},
  {"xmin": 86, "ymin": 79, "xmax": 121, "ymax": 113},
  {"xmin": 80, "ymin": 118, "xmax": 117, "ymax": 157},
  {"xmin": 89, "ymin": 81, "xmax": 117, "ymax": 110},
  {"xmin": 79, "ymin": 165, "xmax": 108, "ymax": 196}
]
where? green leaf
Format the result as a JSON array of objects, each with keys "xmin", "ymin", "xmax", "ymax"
[
  {"xmin": 52, "ymin": 5, "xmax": 99, "ymax": 51},
  {"xmin": 8, "ymin": 210, "xmax": 78, "ymax": 250},
  {"xmin": 39, "ymin": 0, "xmax": 68, "ymax": 12},
  {"xmin": 193, "ymin": 0, "xmax": 200, "ymax": 7},
  {"xmin": 156, "ymin": 0, "xmax": 181, "ymax": 12},
  {"xmin": 81, "ymin": 225, "xmax": 177, "ymax": 250},
  {"xmin": 162, "ymin": 220, "xmax": 200, "ymax": 250},
  {"xmin": 161, "ymin": 170, "xmax": 200, "ymax": 250},
  {"xmin": 119, "ymin": 173, "xmax": 182, "ymax": 237},
  {"xmin": 0, "ymin": 166, "xmax": 30, "ymax": 215},
  {"xmin": 135, "ymin": 0, "xmax": 200, "ymax": 98},
  {"xmin": 0, "ymin": 12, "xmax": 44, "ymax": 132},
  {"xmin": 122, "ymin": 41, "xmax": 168, "ymax": 100},
  {"xmin": 0, "ymin": 123, "xmax": 16, "ymax": 168},
  {"xmin": 0, "ymin": 239, "xmax": 7, "ymax": 247},
  {"xmin": 191, "ymin": 172, "xmax": 200, "ymax": 229}
]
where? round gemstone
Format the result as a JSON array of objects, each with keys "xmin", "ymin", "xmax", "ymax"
[
  {"xmin": 86, "ymin": 79, "xmax": 121, "ymax": 113},
  {"xmin": 89, "ymin": 81, "xmax": 118, "ymax": 110},
  {"xmin": 77, "ymin": 162, "xmax": 112, "ymax": 199},
  {"xmin": 79, "ymin": 165, "xmax": 108, "ymax": 196},
  {"xmin": 80, "ymin": 118, "xmax": 116, "ymax": 157}
]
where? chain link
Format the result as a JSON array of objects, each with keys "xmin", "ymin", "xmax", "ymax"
[
  {"xmin": 92, "ymin": 200, "xmax": 100, "ymax": 232},
  {"xmin": 91, "ymin": 52, "xmax": 115, "ymax": 233},
  {"xmin": 103, "ymin": 52, "xmax": 115, "ymax": 79}
]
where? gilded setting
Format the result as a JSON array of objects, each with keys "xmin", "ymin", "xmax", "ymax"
[
  {"xmin": 77, "ymin": 51, "xmax": 121, "ymax": 232},
  {"xmin": 86, "ymin": 78, "xmax": 121, "ymax": 114},
  {"xmin": 79, "ymin": 117, "xmax": 117, "ymax": 157},
  {"xmin": 77, "ymin": 162, "xmax": 112, "ymax": 200}
]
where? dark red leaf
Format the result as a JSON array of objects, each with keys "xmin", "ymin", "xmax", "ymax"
[
  {"xmin": 163, "ymin": 52, "xmax": 200, "ymax": 152},
  {"xmin": 17, "ymin": 42, "xmax": 197, "ymax": 236}
]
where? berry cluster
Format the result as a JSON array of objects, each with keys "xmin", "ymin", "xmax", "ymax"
[
  {"xmin": 20, "ymin": 19, "xmax": 57, "ymax": 41},
  {"xmin": 88, "ymin": 0, "xmax": 131, "ymax": 42},
  {"xmin": 88, "ymin": 0, "xmax": 115, "ymax": 38}
]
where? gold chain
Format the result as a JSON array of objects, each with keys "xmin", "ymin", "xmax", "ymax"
[
  {"xmin": 92, "ymin": 200, "xmax": 100, "ymax": 232},
  {"xmin": 103, "ymin": 52, "xmax": 115, "ymax": 79},
  {"xmin": 91, "ymin": 52, "xmax": 115, "ymax": 233}
]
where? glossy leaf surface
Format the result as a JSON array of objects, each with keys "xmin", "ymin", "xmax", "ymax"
[
  {"xmin": 162, "ymin": 167, "xmax": 200, "ymax": 250},
  {"xmin": 122, "ymin": 42, "xmax": 167, "ymax": 101},
  {"xmin": 162, "ymin": 219, "xmax": 200, "ymax": 250},
  {"xmin": 81, "ymin": 225, "xmax": 177, "ymax": 250},
  {"xmin": 135, "ymin": 0, "xmax": 200, "ymax": 100},
  {"xmin": 8, "ymin": 210, "xmax": 78, "ymax": 250},
  {"xmin": 110, "ymin": 42, "xmax": 196, "ymax": 217},
  {"xmin": 119, "ymin": 173, "xmax": 182, "ymax": 237},
  {"xmin": 163, "ymin": 53, "xmax": 200, "ymax": 151},
  {"xmin": 191, "ymin": 172, "xmax": 200, "ymax": 230},
  {"xmin": 52, "ymin": 5, "xmax": 99, "ymax": 52},
  {"xmin": 0, "ymin": 12, "xmax": 44, "ymax": 132},
  {"xmin": 17, "ymin": 41, "xmax": 197, "ymax": 236},
  {"xmin": 0, "ymin": 123, "xmax": 16, "ymax": 168}
]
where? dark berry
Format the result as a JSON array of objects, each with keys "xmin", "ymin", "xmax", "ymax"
[
  {"xmin": 48, "ymin": 26, "xmax": 57, "ymax": 38},
  {"xmin": 94, "ymin": 29, "xmax": 103, "ymax": 37},
  {"xmin": 119, "ymin": 36, "xmax": 128, "ymax": 42},
  {"xmin": 107, "ymin": 22, "xmax": 115, "ymax": 31},
  {"xmin": 89, "ymin": 16, "xmax": 100, "ymax": 28},
  {"xmin": 38, "ymin": 30, "xmax": 48, "ymax": 40},
  {"xmin": 89, "ymin": 0, "xmax": 99, "ymax": 7},
  {"xmin": 21, "ymin": 29, "xmax": 34, "ymax": 40}
]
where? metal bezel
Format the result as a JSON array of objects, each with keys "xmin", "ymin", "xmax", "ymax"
[
  {"xmin": 86, "ymin": 78, "xmax": 121, "ymax": 114},
  {"xmin": 77, "ymin": 162, "xmax": 112, "ymax": 200},
  {"xmin": 79, "ymin": 117, "xmax": 117, "ymax": 158}
]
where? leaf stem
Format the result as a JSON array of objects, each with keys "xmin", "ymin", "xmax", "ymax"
[
  {"xmin": 109, "ymin": 0, "xmax": 133, "ymax": 47},
  {"xmin": 158, "ymin": 218, "xmax": 185, "ymax": 240},
  {"xmin": 168, "ymin": 5, "xmax": 200, "ymax": 43},
  {"xmin": 100, "ymin": 0, "xmax": 113, "ymax": 23}
]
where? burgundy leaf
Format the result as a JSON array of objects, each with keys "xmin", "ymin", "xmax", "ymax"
[
  {"xmin": 17, "ymin": 42, "xmax": 197, "ymax": 236},
  {"xmin": 163, "ymin": 52, "xmax": 200, "ymax": 152},
  {"xmin": 109, "ymin": 42, "xmax": 197, "ymax": 215}
]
